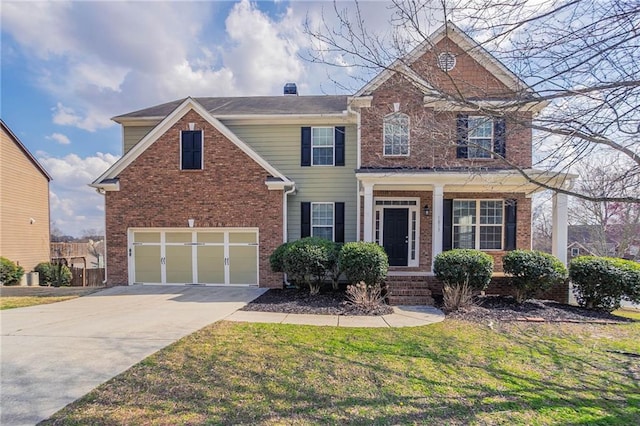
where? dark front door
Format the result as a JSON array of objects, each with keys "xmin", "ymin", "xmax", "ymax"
[{"xmin": 383, "ymin": 208, "xmax": 409, "ymax": 266}]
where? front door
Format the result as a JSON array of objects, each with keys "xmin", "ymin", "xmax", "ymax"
[{"xmin": 383, "ymin": 208, "xmax": 409, "ymax": 266}]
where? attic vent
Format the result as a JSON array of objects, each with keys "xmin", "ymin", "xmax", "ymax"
[
  {"xmin": 437, "ymin": 52, "xmax": 456, "ymax": 72},
  {"xmin": 284, "ymin": 82, "xmax": 298, "ymax": 96}
]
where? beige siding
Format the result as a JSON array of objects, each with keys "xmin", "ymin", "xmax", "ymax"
[
  {"xmin": 224, "ymin": 123, "xmax": 358, "ymax": 242},
  {"xmin": 0, "ymin": 128, "xmax": 50, "ymax": 274},
  {"xmin": 123, "ymin": 125, "xmax": 155, "ymax": 154}
]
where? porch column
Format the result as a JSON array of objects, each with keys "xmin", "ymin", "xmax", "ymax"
[
  {"xmin": 431, "ymin": 184, "xmax": 444, "ymax": 265},
  {"xmin": 552, "ymin": 192, "xmax": 569, "ymax": 265},
  {"xmin": 363, "ymin": 183, "xmax": 374, "ymax": 242}
]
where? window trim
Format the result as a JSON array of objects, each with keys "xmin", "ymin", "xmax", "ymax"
[
  {"xmin": 180, "ymin": 130, "xmax": 204, "ymax": 170},
  {"xmin": 383, "ymin": 113, "xmax": 410, "ymax": 157},
  {"xmin": 467, "ymin": 116, "xmax": 494, "ymax": 159},
  {"xmin": 311, "ymin": 127, "xmax": 335, "ymax": 166},
  {"xmin": 452, "ymin": 199, "xmax": 504, "ymax": 251},
  {"xmin": 311, "ymin": 202, "xmax": 335, "ymax": 240}
]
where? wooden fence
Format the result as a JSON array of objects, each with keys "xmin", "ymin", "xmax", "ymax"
[{"xmin": 70, "ymin": 267, "xmax": 105, "ymax": 287}]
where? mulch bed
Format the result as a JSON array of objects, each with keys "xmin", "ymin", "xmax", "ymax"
[
  {"xmin": 243, "ymin": 288, "xmax": 634, "ymax": 323},
  {"xmin": 241, "ymin": 287, "xmax": 394, "ymax": 316}
]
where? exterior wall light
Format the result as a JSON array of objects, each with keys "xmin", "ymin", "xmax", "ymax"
[
  {"xmin": 424, "ymin": 205, "xmax": 430, "ymax": 216},
  {"xmin": 188, "ymin": 219, "xmax": 195, "ymax": 228}
]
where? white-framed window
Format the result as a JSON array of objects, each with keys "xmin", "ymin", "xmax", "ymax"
[
  {"xmin": 311, "ymin": 127, "xmax": 334, "ymax": 166},
  {"xmin": 453, "ymin": 200, "xmax": 503, "ymax": 250},
  {"xmin": 571, "ymin": 247, "xmax": 580, "ymax": 257},
  {"xmin": 311, "ymin": 202, "xmax": 334, "ymax": 240},
  {"xmin": 383, "ymin": 113, "xmax": 409, "ymax": 156},
  {"xmin": 467, "ymin": 116, "xmax": 493, "ymax": 159}
]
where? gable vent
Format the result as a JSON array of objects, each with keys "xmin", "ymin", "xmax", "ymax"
[{"xmin": 284, "ymin": 82, "xmax": 298, "ymax": 96}]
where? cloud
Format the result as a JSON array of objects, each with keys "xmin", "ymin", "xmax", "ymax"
[
  {"xmin": 46, "ymin": 132, "xmax": 71, "ymax": 145},
  {"xmin": 51, "ymin": 102, "xmax": 111, "ymax": 132},
  {"xmin": 39, "ymin": 152, "xmax": 119, "ymax": 236}
]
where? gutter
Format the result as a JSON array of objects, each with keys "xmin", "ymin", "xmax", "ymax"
[
  {"xmin": 94, "ymin": 187, "xmax": 109, "ymax": 286},
  {"xmin": 282, "ymin": 184, "xmax": 296, "ymax": 287}
]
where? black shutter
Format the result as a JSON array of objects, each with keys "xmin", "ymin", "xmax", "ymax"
[
  {"xmin": 181, "ymin": 131, "xmax": 202, "ymax": 170},
  {"xmin": 301, "ymin": 127, "xmax": 311, "ymax": 166},
  {"xmin": 504, "ymin": 199, "xmax": 517, "ymax": 250},
  {"xmin": 493, "ymin": 118, "xmax": 506, "ymax": 158},
  {"xmin": 456, "ymin": 115, "xmax": 468, "ymax": 158},
  {"xmin": 334, "ymin": 127, "xmax": 345, "ymax": 166},
  {"xmin": 443, "ymin": 199, "xmax": 453, "ymax": 251},
  {"xmin": 301, "ymin": 202, "xmax": 311, "ymax": 238},
  {"xmin": 334, "ymin": 202, "xmax": 345, "ymax": 242}
]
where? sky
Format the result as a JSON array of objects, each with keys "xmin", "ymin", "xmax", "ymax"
[{"xmin": 1, "ymin": 0, "xmax": 400, "ymax": 237}]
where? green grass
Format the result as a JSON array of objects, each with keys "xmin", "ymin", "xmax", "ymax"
[
  {"xmin": 614, "ymin": 308, "xmax": 640, "ymax": 320},
  {"xmin": 43, "ymin": 319, "xmax": 640, "ymax": 425},
  {"xmin": 0, "ymin": 295, "xmax": 79, "ymax": 310}
]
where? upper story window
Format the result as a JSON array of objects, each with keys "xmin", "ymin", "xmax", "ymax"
[
  {"xmin": 383, "ymin": 113, "xmax": 409, "ymax": 156},
  {"xmin": 301, "ymin": 127, "xmax": 345, "ymax": 167},
  {"xmin": 312, "ymin": 127, "xmax": 334, "ymax": 166},
  {"xmin": 181, "ymin": 130, "xmax": 203, "ymax": 170},
  {"xmin": 456, "ymin": 114, "xmax": 506, "ymax": 159},
  {"xmin": 453, "ymin": 199, "xmax": 504, "ymax": 250}
]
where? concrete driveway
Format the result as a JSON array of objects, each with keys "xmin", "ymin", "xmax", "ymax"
[{"xmin": 1, "ymin": 285, "xmax": 265, "ymax": 425}]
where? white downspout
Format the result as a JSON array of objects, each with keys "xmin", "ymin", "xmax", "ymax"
[
  {"xmin": 95, "ymin": 187, "xmax": 108, "ymax": 285},
  {"xmin": 282, "ymin": 184, "xmax": 296, "ymax": 287}
]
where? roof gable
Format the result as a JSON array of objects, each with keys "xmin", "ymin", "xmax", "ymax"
[
  {"xmin": 1, "ymin": 119, "xmax": 52, "ymax": 181},
  {"xmin": 355, "ymin": 22, "xmax": 531, "ymax": 97},
  {"xmin": 92, "ymin": 98, "xmax": 292, "ymax": 188}
]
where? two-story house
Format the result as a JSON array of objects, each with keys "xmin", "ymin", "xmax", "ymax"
[{"xmin": 92, "ymin": 23, "xmax": 572, "ymax": 302}]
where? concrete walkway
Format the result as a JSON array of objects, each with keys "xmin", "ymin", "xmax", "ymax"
[
  {"xmin": 0, "ymin": 285, "xmax": 265, "ymax": 426},
  {"xmin": 227, "ymin": 305, "xmax": 445, "ymax": 327}
]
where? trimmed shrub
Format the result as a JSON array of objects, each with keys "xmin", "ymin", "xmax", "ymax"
[
  {"xmin": 283, "ymin": 237, "xmax": 332, "ymax": 295},
  {"xmin": 338, "ymin": 242, "xmax": 389, "ymax": 285},
  {"xmin": 434, "ymin": 249, "xmax": 494, "ymax": 311},
  {"xmin": 326, "ymin": 242, "xmax": 343, "ymax": 290},
  {"xmin": 569, "ymin": 256, "xmax": 638, "ymax": 312},
  {"xmin": 34, "ymin": 261, "xmax": 72, "ymax": 287},
  {"xmin": 503, "ymin": 250, "xmax": 568, "ymax": 303},
  {"xmin": 269, "ymin": 242, "xmax": 292, "ymax": 273},
  {"xmin": 0, "ymin": 257, "xmax": 24, "ymax": 286}
]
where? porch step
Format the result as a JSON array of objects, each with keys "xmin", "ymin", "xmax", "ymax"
[{"xmin": 385, "ymin": 278, "xmax": 435, "ymax": 306}]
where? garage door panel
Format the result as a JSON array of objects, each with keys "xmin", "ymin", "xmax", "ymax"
[
  {"xmin": 197, "ymin": 232, "xmax": 224, "ymax": 244},
  {"xmin": 134, "ymin": 232, "xmax": 160, "ymax": 243},
  {"xmin": 229, "ymin": 232, "xmax": 257, "ymax": 244},
  {"xmin": 197, "ymin": 246, "xmax": 225, "ymax": 284},
  {"xmin": 165, "ymin": 245, "xmax": 193, "ymax": 283},
  {"xmin": 166, "ymin": 232, "xmax": 193, "ymax": 244},
  {"xmin": 134, "ymin": 245, "xmax": 161, "ymax": 283},
  {"xmin": 229, "ymin": 245, "xmax": 258, "ymax": 285}
]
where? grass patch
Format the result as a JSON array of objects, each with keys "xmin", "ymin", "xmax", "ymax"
[
  {"xmin": 43, "ymin": 319, "xmax": 640, "ymax": 425},
  {"xmin": 614, "ymin": 308, "xmax": 640, "ymax": 321},
  {"xmin": 0, "ymin": 295, "xmax": 79, "ymax": 310}
]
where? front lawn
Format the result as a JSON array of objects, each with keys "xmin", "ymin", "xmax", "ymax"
[{"xmin": 43, "ymin": 319, "xmax": 640, "ymax": 425}]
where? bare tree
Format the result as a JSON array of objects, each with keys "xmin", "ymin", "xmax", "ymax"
[
  {"xmin": 568, "ymin": 158, "xmax": 640, "ymax": 258},
  {"xmin": 304, "ymin": 0, "xmax": 640, "ymax": 203}
]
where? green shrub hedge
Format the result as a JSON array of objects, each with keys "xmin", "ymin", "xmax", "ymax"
[
  {"xmin": 34, "ymin": 262, "xmax": 72, "ymax": 287},
  {"xmin": 0, "ymin": 257, "xmax": 24, "ymax": 286},
  {"xmin": 338, "ymin": 242, "xmax": 389, "ymax": 285},
  {"xmin": 433, "ymin": 249, "xmax": 493, "ymax": 291},
  {"xmin": 569, "ymin": 256, "xmax": 640, "ymax": 312},
  {"xmin": 503, "ymin": 250, "xmax": 567, "ymax": 303}
]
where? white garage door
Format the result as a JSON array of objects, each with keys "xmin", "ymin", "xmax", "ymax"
[{"xmin": 129, "ymin": 228, "xmax": 258, "ymax": 285}]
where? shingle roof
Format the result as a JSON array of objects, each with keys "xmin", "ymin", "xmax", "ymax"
[{"xmin": 114, "ymin": 95, "xmax": 349, "ymax": 120}]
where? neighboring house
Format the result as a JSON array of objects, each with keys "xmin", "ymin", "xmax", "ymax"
[
  {"xmin": 92, "ymin": 23, "xmax": 572, "ymax": 302},
  {"xmin": 568, "ymin": 225, "xmax": 639, "ymax": 261},
  {"xmin": 0, "ymin": 119, "xmax": 52, "ymax": 281}
]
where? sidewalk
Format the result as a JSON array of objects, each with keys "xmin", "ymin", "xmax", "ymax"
[{"xmin": 226, "ymin": 305, "xmax": 445, "ymax": 327}]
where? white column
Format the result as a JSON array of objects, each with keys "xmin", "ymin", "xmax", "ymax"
[
  {"xmin": 363, "ymin": 183, "xmax": 374, "ymax": 242},
  {"xmin": 552, "ymin": 192, "xmax": 569, "ymax": 265},
  {"xmin": 431, "ymin": 185, "xmax": 444, "ymax": 267}
]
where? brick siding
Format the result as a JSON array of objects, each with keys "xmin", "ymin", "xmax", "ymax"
[{"xmin": 105, "ymin": 109, "xmax": 283, "ymax": 288}]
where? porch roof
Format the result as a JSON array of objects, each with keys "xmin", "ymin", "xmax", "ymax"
[{"xmin": 356, "ymin": 168, "xmax": 575, "ymax": 195}]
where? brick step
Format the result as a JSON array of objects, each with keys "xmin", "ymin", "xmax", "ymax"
[
  {"xmin": 385, "ymin": 280, "xmax": 434, "ymax": 305},
  {"xmin": 387, "ymin": 295, "xmax": 435, "ymax": 306}
]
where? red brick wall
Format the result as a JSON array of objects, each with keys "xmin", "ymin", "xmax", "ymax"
[
  {"xmin": 106, "ymin": 109, "xmax": 283, "ymax": 288},
  {"xmin": 360, "ymin": 36, "xmax": 533, "ymax": 170}
]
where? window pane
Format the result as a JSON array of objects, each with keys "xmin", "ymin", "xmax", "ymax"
[
  {"xmin": 454, "ymin": 225, "xmax": 475, "ymax": 249},
  {"xmin": 384, "ymin": 113, "xmax": 409, "ymax": 155},
  {"xmin": 468, "ymin": 138, "xmax": 492, "ymax": 158},
  {"xmin": 453, "ymin": 200, "xmax": 476, "ymax": 225},
  {"xmin": 312, "ymin": 204, "xmax": 334, "ymax": 226},
  {"xmin": 480, "ymin": 201, "xmax": 503, "ymax": 224},
  {"xmin": 468, "ymin": 117, "xmax": 493, "ymax": 159},
  {"xmin": 312, "ymin": 127, "xmax": 333, "ymax": 146},
  {"xmin": 480, "ymin": 226, "xmax": 502, "ymax": 250},
  {"xmin": 312, "ymin": 227, "xmax": 333, "ymax": 240},
  {"xmin": 312, "ymin": 147, "xmax": 333, "ymax": 165}
]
